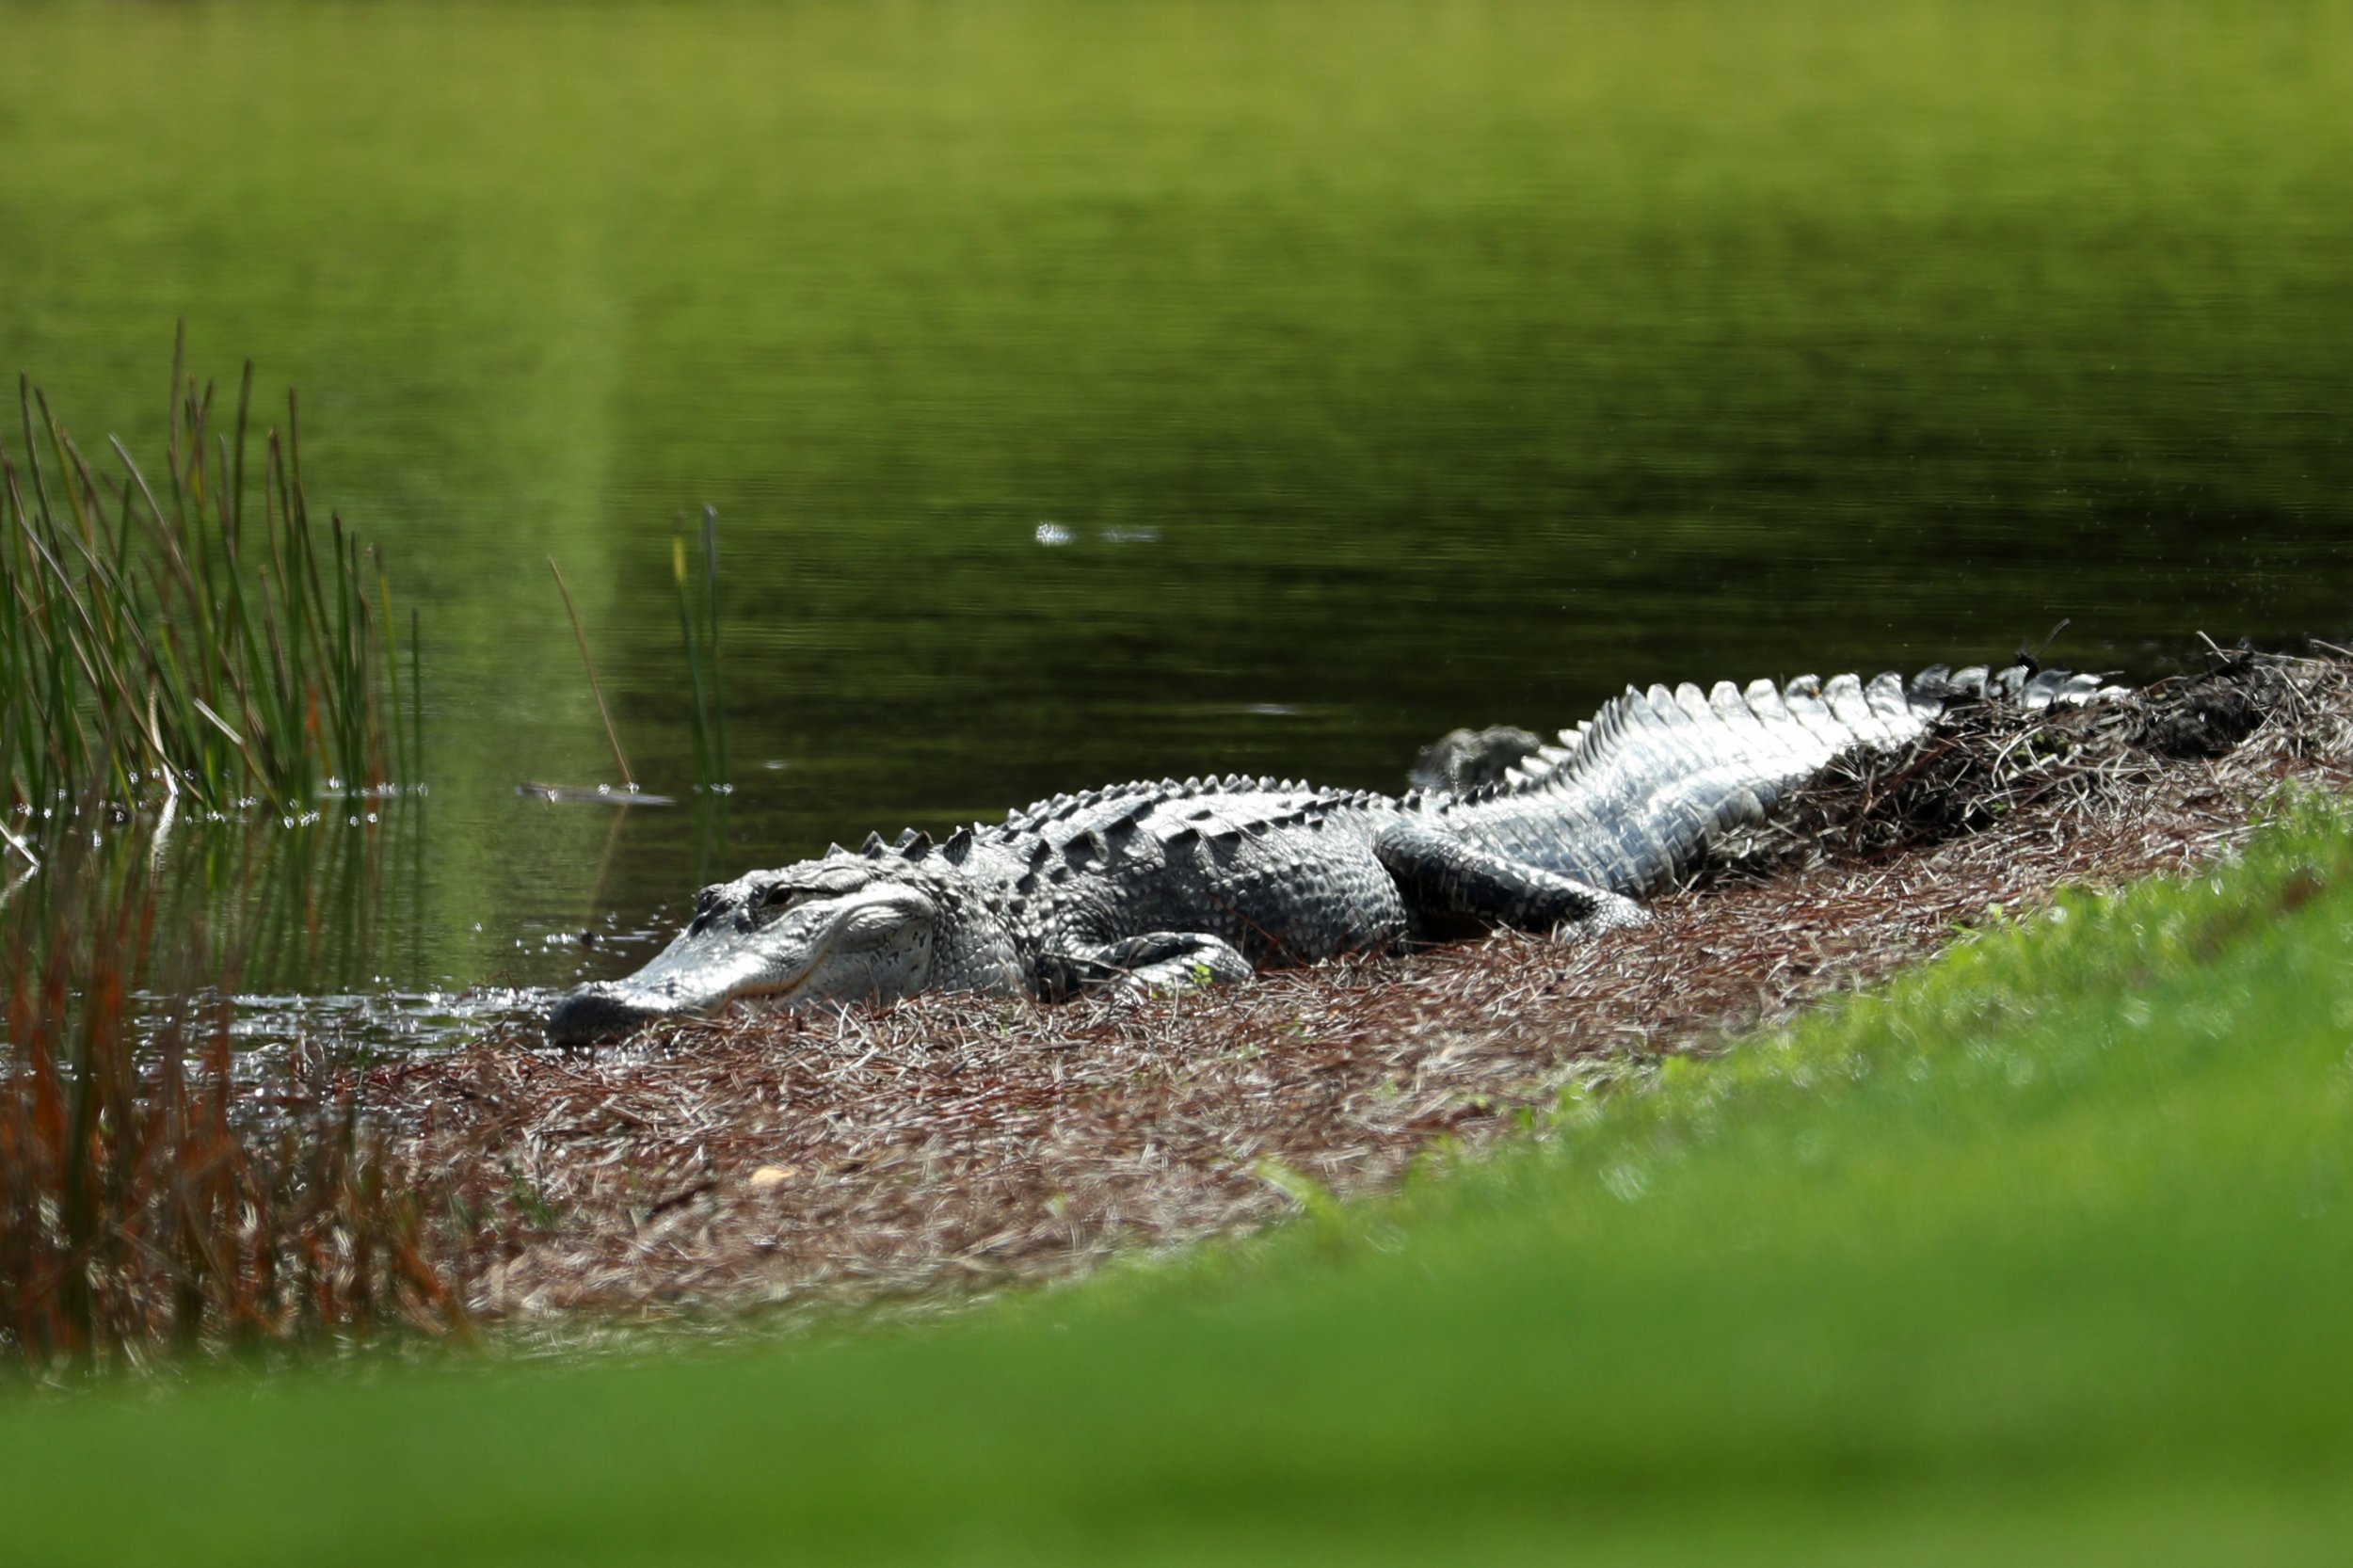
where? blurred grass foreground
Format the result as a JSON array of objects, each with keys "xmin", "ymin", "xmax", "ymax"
[{"xmin": 5, "ymin": 802, "xmax": 2350, "ymax": 1561}]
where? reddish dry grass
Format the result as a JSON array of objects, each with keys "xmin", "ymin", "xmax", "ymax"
[
  {"xmin": 372, "ymin": 651, "xmax": 2353, "ymax": 1327},
  {"xmin": 2, "ymin": 840, "xmax": 469, "ymax": 1374}
]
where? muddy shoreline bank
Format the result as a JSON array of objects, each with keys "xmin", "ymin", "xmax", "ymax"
[{"xmin": 370, "ymin": 650, "xmax": 2353, "ymax": 1326}]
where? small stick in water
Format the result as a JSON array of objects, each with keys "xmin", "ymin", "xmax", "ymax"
[{"xmin": 548, "ymin": 555, "xmax": 634, "ymax": 791}]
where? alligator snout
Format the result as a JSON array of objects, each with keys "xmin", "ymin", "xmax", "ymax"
[{"xmin": 545, "ymin": 982, "xmax": 662, "ymax": 1046}]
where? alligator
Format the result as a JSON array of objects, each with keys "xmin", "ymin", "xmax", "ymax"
[{"xmin": 546, "ymin": 661, "xmax": 2112, "ymax": 1045}]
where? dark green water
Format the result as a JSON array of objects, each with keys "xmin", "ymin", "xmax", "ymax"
[{"xmin": 3, "ymin": 0, "xmax": 2348, "ymax": 1013}]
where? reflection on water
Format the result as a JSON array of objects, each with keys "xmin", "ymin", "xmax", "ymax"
[
  {"xmin": 1, "ymin": 801, "xmax": 568, "ymax": 1056},
  {"xmin": 2, "ymin": 1, "xmax": 2349, "ymax": 1018},
  {"xmin": 178, "ymin": 796, "xmax": 702, "ymax": 1045}
]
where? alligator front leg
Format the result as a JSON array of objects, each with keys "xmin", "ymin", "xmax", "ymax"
[
  {"xmin": 1033, "ymin": 932, "xmax": 1256, "ymax": 1001},
  {"xmin": 1374, "ymin": 821, "xmax": 1645, "ymax": 940}
]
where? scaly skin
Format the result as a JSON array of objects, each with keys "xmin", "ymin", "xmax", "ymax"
[{"xmin": 547, "ymin": 661, "xmax": 2111, "ymax": 1044}]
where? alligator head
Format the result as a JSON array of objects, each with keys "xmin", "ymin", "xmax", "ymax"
[{"xmin": 546, "ymin": 856, "xmax": 1007, "ymax": 1045}]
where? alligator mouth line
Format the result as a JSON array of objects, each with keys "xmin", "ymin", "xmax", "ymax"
[
  {"xmin": 671, "ymin": 889, "xmax": 911, "ymax": 1018},
  {"xmin": 550, "ymin": 910, "xmax": 843, "ymax": 1043},
  {"xmin": 725, "ymin": 966, "xmax": 819, "ymax": 1010}
]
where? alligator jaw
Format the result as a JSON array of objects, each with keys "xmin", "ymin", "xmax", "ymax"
[
  {"xmin": 543, "ymin": 965, "xmax": 819, "ymax": 1035},
  {"xmin": 544, "ymin": 950, "xmax": 821, "ymax": 1046},
  {"xmin": 544, "ymin": 878, "xmax": 935, "ymax": 1046}
]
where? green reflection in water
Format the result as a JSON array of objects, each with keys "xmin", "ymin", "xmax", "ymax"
[{"xmin": 2, "ymin": 0, "xmax": 2347, "ymax": 993}]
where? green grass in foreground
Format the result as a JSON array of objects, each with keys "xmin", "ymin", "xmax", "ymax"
[{"xmin": 5, "ymin": 808, "xmax": 2353, "ymax": 1563}]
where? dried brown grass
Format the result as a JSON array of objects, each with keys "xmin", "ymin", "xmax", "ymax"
[
  {"xmin": 375, "ymin": 649, "xmax": 2353, "ymax": 1328},
  {"xmin": 2, "ymin": 833, "xmax": 470, "ymax": 1375}
]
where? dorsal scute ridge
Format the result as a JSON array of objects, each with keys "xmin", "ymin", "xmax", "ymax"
[
  {"xmin": 1865, "ymin": 670, "xmax": 1913, "ymax": 724},
  {"xmin": 827, "ymin": 658, "xmax": 2092, "ymax": 886},
  {"xmin": 1820, "ymin": 672, "xmax": 1873, "ymax": 736},
  {"xmin": 1463, "ymin": 667, "xmax": 1952, "ymax": 813},
  {"xmin": 1779, "ymin": 676, "xmax": 1839, "ymax": 743}
]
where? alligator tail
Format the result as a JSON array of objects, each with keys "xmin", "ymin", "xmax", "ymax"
[{"xmin": 1430, "ymin": 663, "xmax": 2119, "ymax": 897}]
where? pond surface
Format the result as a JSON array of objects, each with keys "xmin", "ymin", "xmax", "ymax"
[{"xmin": 3, "ymin": 0, "xmax": 2348, "ymax": 1032}]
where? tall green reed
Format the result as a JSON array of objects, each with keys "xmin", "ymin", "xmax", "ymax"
[
  {"xmin": 674, "ymin": 504, "xmax": 729, "ymax": 792},
  {"xmin": 0, "ymin": 331, "xmax": 420, "ymax": 821},
  {"xmin": 548, "ymin": 554, "xmax": 636, "ymax": 791},
  {"xmin": 540, "ymin": 507, "xmax": 727, "ymax": 801}
]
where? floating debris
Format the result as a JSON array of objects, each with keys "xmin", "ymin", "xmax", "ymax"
[{"xmin": 516, "ymin": 782, "xmax": 677, "ymax": 808}]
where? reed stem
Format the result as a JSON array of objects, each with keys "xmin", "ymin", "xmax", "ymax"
[
  {"xmin": 1, "ymin": 337, "xmax": 415, "ymax": 817},
  {"xmin": 548, "ymin": 555, "xmax": 634, "ymax": 790}
]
